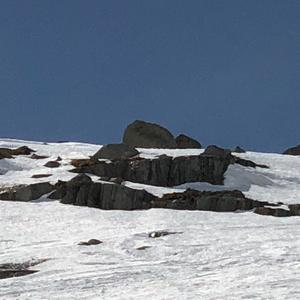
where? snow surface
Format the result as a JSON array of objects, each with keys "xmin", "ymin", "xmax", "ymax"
[{"xmin": 0, "ymin": 139, "xmax": 300, "ymax": 299}]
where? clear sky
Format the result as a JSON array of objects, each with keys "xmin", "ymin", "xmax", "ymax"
[{"xmin": 0, "ymin": 0, "xmax": 299, "ymax": 152}]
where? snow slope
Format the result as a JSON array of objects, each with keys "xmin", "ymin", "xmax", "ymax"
[{"xmin": 0, "ymin": 139, "xmax": 300, "ymax": 299}]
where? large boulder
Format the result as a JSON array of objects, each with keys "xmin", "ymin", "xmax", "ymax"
[
  {"xmin": 92, "ymin": 144, "xmax": 139, "ymax": 161},
  {"xmin": 0, "ymin": 182, "xmax": 54, "ymax": 201},
  {"xmin": 123, "ymin": 120, "xmax": 176, "ymax": 148},
  {"xmin": 283, "ymin": 145, "xmax": 300, "ymax": 156},
  {"xmin": 175, "ymin": 134, "xmax": 202, "ymax": 149}
]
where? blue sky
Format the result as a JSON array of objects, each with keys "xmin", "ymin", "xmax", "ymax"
[{"xmin": 0, "ymin": 0, "xmax": 299, "ymax": 152}]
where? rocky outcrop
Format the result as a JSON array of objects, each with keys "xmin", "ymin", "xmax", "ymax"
[
  {"xmin": 71, "ymin": 144, "xmax": 268, "ymax": 187},
  {"xmin": 0, "ymin": 182, "xmax": 54, "ymax": 201},
  {"xmin": 283, "ymin": 145, "xmax": 300, "ymax": 156},
  {"xmin": 0, "ymin": 259, "xmax": 47, "ymax": 279},
  {"xmin": 92, "ymin": 144, "xmax": 139, "ymax": 161},
  {"xmin": 50, "ymin": 174, "xmax": 155, "ymax": 210},
  {"xmin": 123, "ymin": 120, "xmax": 177, "ymax": 148},
  {"xmin": 71, "ymin": 153, "xmax": 231, "ymax": 186},
  {"xmin": 0, "ymin": 146, "xmax": 35, "ymax": 159},
  {"xmin": 175, "ymin": 134, "xmax": 202, "ymax": 149},
  {"xmin": 49, "ymin": 175, "xmax": 291, "ymax": 216},
  {"xmin": 153, "ymin": 189, "xmax": 271, "ymax": 212}
]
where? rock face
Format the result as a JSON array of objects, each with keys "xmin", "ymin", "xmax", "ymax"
[
  {"xmin": 92, "ymin": 144, "xmax": 139, "ymax": 161},
  {"xmin": 123, "ymin": 120, "xmax": 177, "ymax": 148},
  {"xmin": 0, "ymin": 182, "xmax": 54, "ymax": 201},
  {"xmin": 72, "ymin": 153, "xmax": 231, "ymax": 186},
  {"xmin": 175, "ymin": 134, "xmax": 202, "ymax": 149},
  {"xmin": 51, "ymin": 174, "xmax": 155, "ymax": 210},
  {"xmin": 283, "ymin": 145, "xmax": 300, "ymax": 156},
  {"xmin": 72, "ymin": 144, "xmax": 268, "ymax": 187},
  {"xmin": 154, "ymin": 189, "xmax": 270, "ymax": 212}
]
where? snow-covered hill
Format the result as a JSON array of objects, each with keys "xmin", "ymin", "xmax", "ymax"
[{"xmin": 0, "ymin": 139, "xmax": 300, "ymax": 299}]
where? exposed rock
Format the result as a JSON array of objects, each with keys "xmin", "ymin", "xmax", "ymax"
[
  {"xmin": 31, "ymin": 154, "xmax": 49, "ymax": 160},
  {"xmin": 201, "ymin": 145, "xmax": 232, "ymax": 158},
  {"xmin": 136, "ymin": 246, "xmax": 151, "ymax": 250},
  {"xmin": 233, "ymin": 146, "xmax": 246, "ymax": 153},
  {"xmin": 0, "ymin": 182, "xmax": 54, "ymax": 201},
  {"xmin": 288, "ymin": 204, "xmax": 300, "ymax": 216},
  {"xmin": 57, "ymin": 174, "xmax": 155, "ymax": 210},
  {"xmin": 12, "ymin": 146, "xmax": 35, "ymax": 155},
  {"xmin": 31, "ymin": 174, "xmax": 52, "ymax": 179},
  {"xmin": 154, "ymin": 189, "xmax": 272, "ymax": 212},
  {"xmin": 202, "ymin": 145, "xmax": 268, "ymax": 169},
  {"xmin": 233, "ymin": 157, "xmax": 269, "ymax": 169},
  {"xmin": 283, "ymin": 145, "xmax": 300, "ymax": 156},
  {"xmin": 254, "ymin": 207, "xmax": 292, "ymax": 217},
  {"xmin": 48, "ymin": 180, "xmax": 67, "ymax": 200},
  {"xmin": 71, "ymin": 153, "xmax": 231, "ymax": 186},
  {"xmin": 92, "ymin": 144, "xmax": 139, "ymax": 161},
  {"xmin": 148, "ymin": 231, "xmax": 182, "ymax": 238},
  {"xmin": 0, "ymin": 148, "xmax": 13, "ymax": 159},
  {"xmin": 78, "ymin": 239, "xmax": 103, "ymax": 246},
  {"xmin": 44, "ymin": 161, "xmax": 61, "ymax": 168},
  {"xmin": 175, "ymin": 134, "xmax": 202, "ymax": 149},
  {"xmin": 0, "ymin": 146, "xmax": 35, "ymax": 159},
  {"xmin": 56, "ymin": 156, "xmax": 62, "ymax": 161},
  {"xmin": 123, "ymin": 120, "xmax": 176, "ymax": 148},
  {"xmin": 0, "ymin": 259, "xmax": 47, "ymax": 280}
]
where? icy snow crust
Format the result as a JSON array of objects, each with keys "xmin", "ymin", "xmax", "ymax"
[{"xmin": 0, "ymin": 139, "xmax": 300, "ymax": 299}]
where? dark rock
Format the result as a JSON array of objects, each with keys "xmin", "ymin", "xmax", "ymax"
[
  {"xmin": 44, "ymin": 161, "xmax": 61, "ymax": 168},
  {"xmin": 59, "ymin": 174, "xmax": 155, "ymax": 210},
  {"xmin": 56, "ymin": 156, "xmax": 62, "ymax": 161},
  {"xmin": 0, "ymin": 182, "xmax": 54, "ymax": 201},
  {"xmin": 123, "ymin": 120, "xmax": 177, "ymax": 148},
  {"xmin": 202, "ymin": 145, "xmax": 268, "ymax": 169},
  {"xmin": 148, "ymin": 231, "xmax": 182, "ymax": 238},
  {"xmin": 154, "ymin": 189, "xmax": 271, "ymax": 212},
  {"xmin": 288, "ymin": 204, "xmax": 300, "ymax": 216},
  {"xmin": 0, "ymin": 146, "xmax": 35, "ymax": 159},
  {"xmin": 31, "ymin": 174, "xmax": 52, "ymax": 179},
  {"xmin": 233, "ymin": 157, "xmax": 269, "ymax": 169},
  {"xmin": 175, "ymin": 134, "xmax": 202, "ymax": 149},
  {"xmin": 31, "ymin": 154, "xmax": 49, "ymax": 160},
  {"xmin": 0, "ymin": 269, "xmax": 38, "ymax": 279},
  {"xmin": 0, "ymin": 259, "xmax": 47, "ymax": 280},
  {"xmin": 254, "ymin": 207, "xmax": 292, "ymax": 217},
  {"xmin": 12, "ymin": 146, "xmax": 35, "ymax": 155},
  {"xmin": 136, "ymin": 246, "xmax": 151, "ymax": 250},
  {"xmin": 78, "ymin": 239, "xmax": 103, "ymax": 246},
  {"xmin": 0, "ymin": 148, "xmax": 13, "ymax": 159},
  {"xmin": 92, "ymin": 144, "xmax": 139, "ymax": 161},
  {"xmin": 233, "ymin": 146, "xmax": 246, "ymax": 153},
  {"xmin": 283, "ymin": 145, "xmax": 300, "ymax": 156},
  {"xmin": 201, "ymin": 145, "xmax": 232, "ymax": 158},
  {"xmin": 48, "ymin": 180, "xmax": 67, "ymax": 200},
  {"xmin": 72, "ymin": 153, "xmax": 231, "ymax": 186}
]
